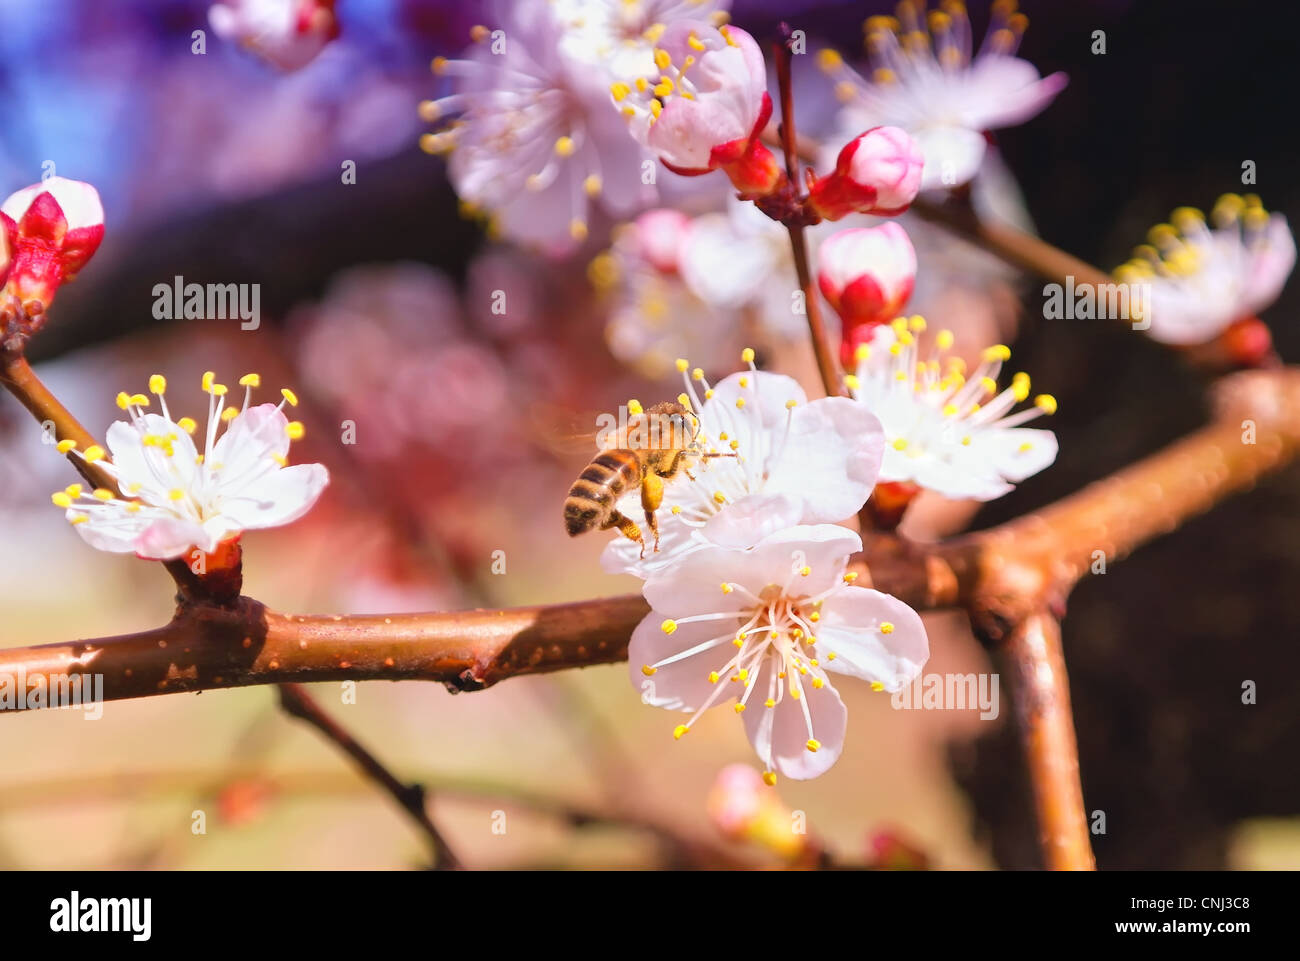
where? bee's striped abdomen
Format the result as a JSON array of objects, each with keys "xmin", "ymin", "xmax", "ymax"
[{"xmin": 564, "ymin": 449, "xmax": 640, "ymax": 536}]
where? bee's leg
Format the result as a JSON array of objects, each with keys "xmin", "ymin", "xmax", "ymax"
[
  {"xmin": 657, "ymin": 450, "xmax": 688, "ymax": 478},
  {"xmin": 600, "ymin": 510, "xmax": 644, "ymax": 555},
  {"xmin": 640, "ymin": 473, "xmax": 665, "ymax": 554}
]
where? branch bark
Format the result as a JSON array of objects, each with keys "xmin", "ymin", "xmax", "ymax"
[{"xmin": 1003, "ymin": 612, "xmax": 1095, "ymax": 870}]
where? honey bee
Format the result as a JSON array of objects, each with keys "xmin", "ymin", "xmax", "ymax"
[{"xmin": 564, "ymin": 400, "xmax": 726, "ymax": 556}]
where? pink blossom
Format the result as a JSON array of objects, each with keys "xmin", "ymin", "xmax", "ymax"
[
  {"xmin": 614, "ymin": 22, "xmax": 784, "ymax": 196},
  {"xmin": 807, "ymin": 126, "xmax": 924, "ymax": 220},
  {"xmin": 816, "ymin": 223, "xmax": 917, "ymax": 361}
]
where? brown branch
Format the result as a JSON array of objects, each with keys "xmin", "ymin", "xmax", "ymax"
[
  {"xmin": 276, "ymin": 682, "xmax": 462, "ymax": 869},
  {"xmin": 1003, "ymin": 612, "xmax": 1095, "ymax": 870},
  {"xmin": 772, "ymin": 33, "xmax": 843, "ymax": 398},
  {"xmin": 911, "ymin": 194, "xmax": 1113, "ymax": 290}
]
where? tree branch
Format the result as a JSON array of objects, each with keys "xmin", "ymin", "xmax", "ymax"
[
  {"xmin": 1003, "ymin": 611, "xmax": 1095, "ymax": 870},
  {"xmin": 276, "ymin": 682, "xmax": 462, "ymax": 869},
  {"xmin": 772, "ymin": 32, "xmax": 843, "ymax": 398}
]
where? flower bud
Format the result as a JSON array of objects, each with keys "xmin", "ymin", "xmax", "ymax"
[
  {"xmin": 1, "ymin": 176, "xmax": 104, "ymax": 314},
  {"xmin": 816, "ymin": 223, "xmax": 917, "ymax": 361},
  {"xmin": 633, "ymin": 209, "xmax": 691, "ymax": 274},
  {"xmin": 807, "ymin": 126, "xmax": 924, "ymax": 221},
  {"xmin": 706, "ymin": 764, "xmax": 808, "ymax": 860},
  {"xmin": 209, "ymin": 0, "xmax": 340, "ymax": 72},
  {"xmin": 616, "ymin": 22, "xmax": 786, "ymax": 197}
]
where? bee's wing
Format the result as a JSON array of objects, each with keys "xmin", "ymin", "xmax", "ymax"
[{"xmin": 528, "ymin": 403, "xmax": 613, "ymax": 457}]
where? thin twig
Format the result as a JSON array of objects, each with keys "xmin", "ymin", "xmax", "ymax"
[
  {"xmin": 772, "ymin": 33, "xmax": 843, "ymax": 398},
  {"xmin": 277, "ymin": 682, "xmax": 463, "ymax": 869}
]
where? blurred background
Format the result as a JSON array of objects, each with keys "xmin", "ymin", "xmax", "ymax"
[{"xmin": 0, "ymin": 0, "xmax": 1297, "ymax": 869}]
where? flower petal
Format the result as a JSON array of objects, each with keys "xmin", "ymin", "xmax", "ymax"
[
  {"xmin": 743, "ymin": 658, "xmax": 846, "ymax": 779},
  {"xmin": 817, "ymin": 587, "xmax": 929, "ymax": 691}
]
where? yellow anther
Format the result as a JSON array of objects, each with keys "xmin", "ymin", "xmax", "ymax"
[
  {"xmin": 130, "ymin": 394, "xmax": 150, "ymax": 408},
  {"xmin": 734, "ymin": 703, "xmax": 746, "ymax": 714},
  {"xmin": 115, "ymin": 392, "xmax": 131, "ymax": 410},
  {"xmin": 210, "ymin": 383, "xmax": 228, "ymax": 397},
  {"xmin": 806, "ymin": 738, "xmax": 820, "ymax": 752},
  {"xmin": 569, "ymin": 218, "xmax": 588, "ymax": 241},
  {"xmin": 809, "ymin": 611, "xmax": 820, "ymax": 622},
  {"xmin": 1018, "ymin": 442, "xmax": 1033, "ymax": 453},
  {"xmin": 610, "ymin": 81, "xmax": 630, "ymax": 101},
  {"xmin": 670, "ymin": 505, "xmax": 682, "ymax": 515},
  {"xmin": 641, "ymin": 665, "xmax": 657, "ymax": 677},
  {"xmin": 762, "ymin": 771, "xmax": 777, "ymax": 786},
  {"xmin": 583, "ymin": 175, "xmax": 602, "ymax": 196},
  {"xmin": 238, "ymin": 373, "xmax": 261, "ymax": 388},
  {"xmin": 627, "ymin": 399, "xmax": 644, "ymax": 416},
  {"xmin": 816, "ymin": 48, "xmax": 842, "ymax": 70},
  {"xmin": 281, "ymin": 388, "xmax": 299, "ymax": 407},
  {"xmin": 672, "ymin": 724, "xmax": 689, "ymax": 740},
  {"xmin": 286, "ymin": 421, "xmax": 306, "ymax": 440},
  {"xmin": 661, "ymin": 618, "xmax": 677, "ymax": 635},
  {"xmin": 892, "ymin": 438, "xmax": 908, "ymax": 451},
  {"xmin": 764, "ymin": 698, "xmax": 776, "ymax": 709},
  {"xmin": 713, "ymin": 491, "xmax": 726, "ymax": 504},
  {"xmin": 168, "ymin": 488, "xmax": 185, "ymax": 501},
  {"xmin": 271, "ymin": 453, "xmax": 288, "ymax": 467},
  {"xmin": 737, "ymin": 669, "xmax": 749, "ymax": 682},
  {"xmin": 880, "ymin": 621, "xmax": 895, "ymax": 634},
  {"xmin": 871, "ymin": 681, "xmax": 885, "ymax": 692},
  {"xmin": 799, "ymin": 565, "xmax": 811, "ymax": 577},
  {"xmin": 942, "ymin": 403, "xmax": 959, "ymax": 417},
  {"xmin": 654, "ymin": 48, "xmax": 671, "ymax": 70},
  {"xmin": 734, "ymin": 397, "xmax": 745, "ymax": 410},
  {"xmin": 431, "ymin": 56, "xmax": 448, "ymax": 75},
  {"xmin": 643, "ymin": 22, "xmax": 666, "ymax": 43},
  {"xmin": 909, "ymin": 315, "xmax": 926, "ymax": 332},
  {"xmin": 843, "ymin": 374, "xmax": 861, "ymax": 391},
  {"xmin": 201, "ymin": 371, "xmax": 216, "ymax": 391},
  {"xmin": 827, "ymin": 651, "xmax": 836, "ymax": 660},
  {"xmin": 177, "ymin": 417, "xmax": 197, "ymax": 434},
  {"xmin": 980, "ymin": 376, "xmax": 997, "ymax": 394},
  {"xmin": 69, "ymin": 513, "xmax": 88, "ymax": 525},
  {"xmin": 709, "ymin": 671, "xmax": 720, "ymax": 684},
  {"xmin": 92, "ymin": 488, "xmax": 113, "ymax": 501},
  {"xmin": 84, "ymin": 445, "xmax": 106, "ymax": 463},
  {"xmin": 740, "ymin": 346, "xmax": 755, "ymax": 364},
  {"xmin": 221, "ymin": 408, "xmax": 239, "ymax": 422},
  {"xmin": 843, "ymin": 571, "xmax": 859, "ymax": 583},
  {"xmin": 653, "ymin": 77, "xmax": 674, "ymax": 97},
  {"xmin": 936, "ymin": 329, "xmax": 954, "ymax": 350},
  {"xmin": 688, "ymin": 31, "xmax": 707, "ymax": 51},
  {"xmin": 554, "ymin": 136, "xmax": 576, "ymax": 157},
  {"xmin": 812, "ymin": 677, "xmax": 824, "ymax": 689},
  {"xmin": 51, "ymin": 492, "xmax": 72, "ymax": 508},
  {"xmin": 469, "ymin": 24, "xmax": 489, "ymax": 43},
  {"xmin": 738, "ymin": 376, "xmax": 749, "ymax": 388},
  {"xmin": 56, "ymin": 439, "xmax": 77, "ymax": 454},
  {"xmin": 1035, "ymin": 394, "xmax": 1058, "ymax": 415},
  {"xmin": 982, "ymin": 344, "xmax": 1011, "ymax": 362},
  {"xmin": 962, "ymin": 435, "xmax": 972, "ymax": 446},
  {"xmin": 721, "ymin": 583, "xmax": 733, "ymax": 594}
]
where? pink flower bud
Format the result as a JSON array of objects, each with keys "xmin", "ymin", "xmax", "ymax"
[
  {"xmin": 1, "ymin": 176, "xmax": 104, "ymax": 312},
  {"xmin": 816, "ymin": 223, "xmax": 916, "ymax": 362},
  {"xmin": 633, "ymin": 209, "xmax": 691, "ymax": 274},
  {"xmin": 807, "ymin": 127, "xmax": 924, "ymax": 221},
  {"xmin": 615, "ymin": 23, "xmax": 785, "ymax": 197},
  {"xmin": 707, "ymin": 764, "xmax": 766, "ymax": 837},
  {"xmin": 209, "ymin": 0, "xmax": 340, "ymax": 72}
]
